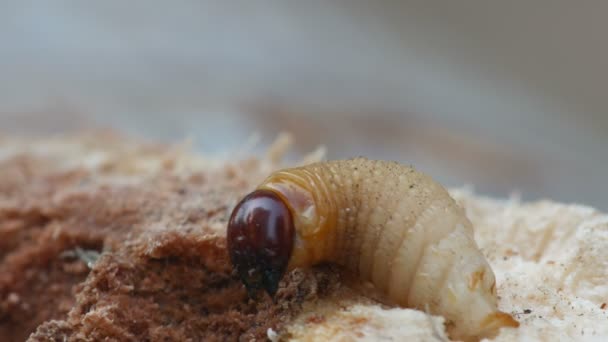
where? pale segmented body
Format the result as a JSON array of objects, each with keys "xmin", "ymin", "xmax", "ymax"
[{"xmin": 255, "ymin": 158, "xmax": 518, "ymax": 340}]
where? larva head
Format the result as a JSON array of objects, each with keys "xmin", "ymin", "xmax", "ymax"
[{"xmin": 227, "ymin": 189, "xmax": 295, "ymax": 298}]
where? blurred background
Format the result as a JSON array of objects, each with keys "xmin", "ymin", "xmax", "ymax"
[{"xmin": 0, "ymin": 1, "xmax": 606, "ymax": 209}]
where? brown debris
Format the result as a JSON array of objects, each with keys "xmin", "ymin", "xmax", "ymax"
[{"xmin": 0, "ymin": 137, "xmax": 338, "ymax": 342}]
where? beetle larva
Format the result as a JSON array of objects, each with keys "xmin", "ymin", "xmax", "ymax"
[{"xmin": 227, "ymin": 157, "xmax": 519, "ymax": 341}]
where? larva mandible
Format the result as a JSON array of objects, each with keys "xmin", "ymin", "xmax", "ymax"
[{"xmin": 227, "ymin": 157, "xmax": 519, "ymax": 341}]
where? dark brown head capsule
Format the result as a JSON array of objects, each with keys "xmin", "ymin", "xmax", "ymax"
[{"xmin": 227, "ymin": 189, "xmax": 295, "ymax": 298}]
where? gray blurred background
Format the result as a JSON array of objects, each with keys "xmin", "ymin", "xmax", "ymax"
[{"xmin": 1, "ymin": 1, "xmax": 606, "ymax": 209}]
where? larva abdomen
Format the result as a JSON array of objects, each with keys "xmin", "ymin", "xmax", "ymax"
[{"xmin": 312, "ymin": 159, "xmax": 466, "ymax": 293}]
